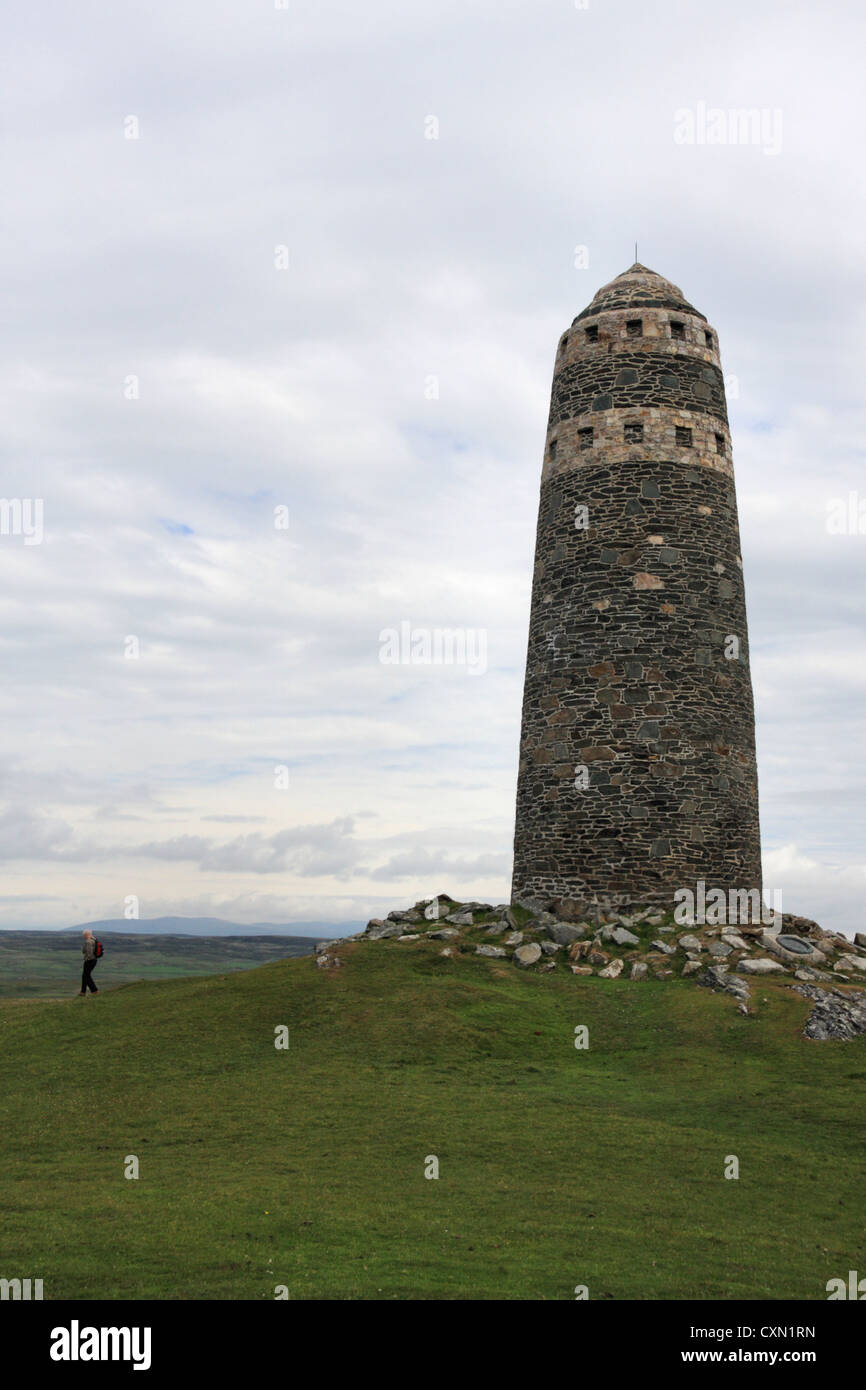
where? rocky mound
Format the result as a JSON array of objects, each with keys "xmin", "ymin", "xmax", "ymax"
[{"xmin": 317, "ymin": 894, "xmax": 866, "ymax": 1040}]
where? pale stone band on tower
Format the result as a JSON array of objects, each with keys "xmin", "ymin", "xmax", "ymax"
[{"xmin": 511, "ymin": 264, "xmax": 761, "ymax": 909}]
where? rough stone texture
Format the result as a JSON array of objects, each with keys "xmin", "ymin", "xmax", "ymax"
[
  {"xmin": 611, "ymin": 926, "xmax": 640, "ymax": 946},
  {"xmin": 549, "ymin": 354, "xmax": 728, "ymax": 436},
  {"xmin": 550, "ymin": 897, "xmax": 589, "ymax": 923},
  {"xmin": 547, "ymin": 922, "xmax": 585, "ymax": 946},
  {"xmin": 570, "ymin": 272, "xmax": 707, "ymax": 325},
  {"xmin": 678, "ymin": 934, "xmax": 702, "ymax": 952},
  {"xmin": 777, "ymin": 914, "xmax": 823, "ymax": 939},
  {"xmin": 795, "ymin": 983, "xmax": 866, "ymax": 1041},
  {"xmin": 512, "ymin": 264, "xmax": 761, "ymax": 908},
  {"xmin": 513, "ymin": 898, "xmax": 550, "ymax": 918},
  {"xmin": 422, "ymin": 897, "xmax": 452, "ymax": 921},
  {"xmin": 366, "ymin": 922, "xmax": 403, "ymax": 941},
  {"xmin": 698, "ymin": 963, "xmax": 751, "ymax": 1003},
  {"xmin": 720, "ymin": 932, "xmax": 749, "ymax": 950},
  {"xmin": 598, "ymin": 958, "xmax": 624, "ymax": 978},
  {"xmin": 737, "ymin": 957, "xmax": 785, "ymax": 975},
  {"xmin": 514, "ymin": 943, "xmax": 543, "ymax": 968}
]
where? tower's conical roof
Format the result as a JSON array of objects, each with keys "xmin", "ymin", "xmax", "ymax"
[{"xmin": 573, "ymin": 263, "xmax": 706, "ymax": 324}]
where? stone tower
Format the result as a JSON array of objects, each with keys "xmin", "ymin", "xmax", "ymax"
[{"xmin": 511, "ymin": 263, "xmax": 761, "ymax": 910}]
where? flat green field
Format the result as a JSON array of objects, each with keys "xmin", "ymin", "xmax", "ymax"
[
  {"xmin": 0, "ymin": 932, "xmax": 314, "ymax": 998},
  {"xmin": 1, "ymin": 938, "xmax": 863, "ymax": 1300}
]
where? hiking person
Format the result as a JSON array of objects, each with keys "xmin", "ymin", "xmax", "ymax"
[{"xmin": 80, "ymin": 930, "xmax": 100, "ymax": 996}]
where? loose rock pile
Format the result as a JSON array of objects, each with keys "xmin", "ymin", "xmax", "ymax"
[
  {"xmin": 335, "ymin": 895, "xmax": 866, "ymax": 1040},
  {"xmin": 793, "ymin": 982, "xmax": 866, "ymax": 1041}
]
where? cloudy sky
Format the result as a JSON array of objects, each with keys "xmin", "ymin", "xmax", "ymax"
[{"xmin": 1, "ymin": 0, "xmax": 864, "ymax": 936}]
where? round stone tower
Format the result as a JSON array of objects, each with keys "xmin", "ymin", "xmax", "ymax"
[{"xmin": 511, "ymin": 263, "xmax": 761, "ymax": 910}]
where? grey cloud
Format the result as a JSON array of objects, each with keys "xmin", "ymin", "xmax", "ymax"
[
  {"xmin": 130, "ymin": 817, "xmax": 361, "ymax": 876},
  {"xmin": 0, "ymin": 1, "xmax": 863, "ymax": 929},
  {"xmin": 369, "ymin": 848, "xmax": 510, "ymax": 882},
  {"xmin": 199, "ymin": 818, "xmax": 361, "ymax": 876}
]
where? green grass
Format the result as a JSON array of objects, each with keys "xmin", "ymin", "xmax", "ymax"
[
  {"xmin": 0, "ymin": 932, "xmax": 313, "ymax": 998},
  {"xmin": 0, "ymin": 937, "xmax": 863, "ymax": 1300}
]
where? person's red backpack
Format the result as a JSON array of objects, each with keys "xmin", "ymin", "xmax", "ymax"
[{"xmin": 93, "ymin": 939, "xmax": 104, "ymax": 958}]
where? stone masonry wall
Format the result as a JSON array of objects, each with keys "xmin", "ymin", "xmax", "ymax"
[
  {"xmin": 511, "ymin": 267, "xmax": 762, "ymax": 909},
  {"xmin": 549, "ymin": 352, "xmax": 728, "ymax": 429}
]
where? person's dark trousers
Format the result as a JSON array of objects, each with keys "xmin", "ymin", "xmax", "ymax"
[{"xmin": 81, "ymin": 960, "xmax": 98, "ymax": 994}]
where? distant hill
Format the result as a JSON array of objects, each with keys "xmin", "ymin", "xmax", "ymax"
[
  {"xmin": 56, "ymin": 916, "xmax": 363, "ymax": 938},
  {"xmin": 0, "ymin": 930, "xmax": 320, "ymax": 999}
]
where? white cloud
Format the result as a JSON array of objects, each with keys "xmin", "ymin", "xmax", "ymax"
[{"xmin": 0, "ymin": 0, "xmax": 863, "ymax": 933}]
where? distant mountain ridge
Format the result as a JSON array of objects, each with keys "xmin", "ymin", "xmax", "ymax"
[{"xmin": 56, "ymin": 916, "xmax": 363, "ymax": 938}]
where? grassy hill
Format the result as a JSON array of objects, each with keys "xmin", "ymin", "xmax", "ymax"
[
  {"xmin": 1, "ymin": 935, "xmax": 864, "ymax": 1300},
  {"xmin": 0, "ymin": 932, "xmax": 315, "ymax": 999}
]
